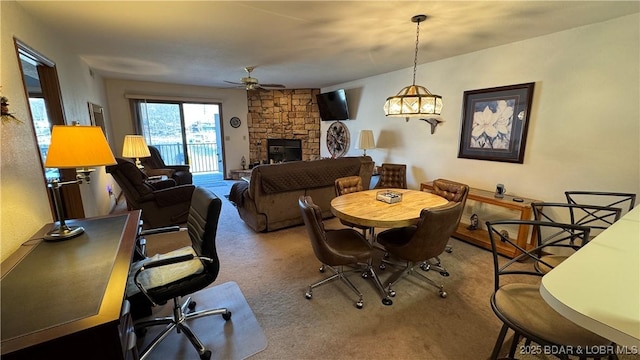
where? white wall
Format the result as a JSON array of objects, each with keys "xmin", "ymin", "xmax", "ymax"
[
  {"xmin": 322, "ymin": 14, "xmax": 640, "ymax": 203},
  {"xmin": 1, "ymin": 1, "xmax": 113, "ymax": 261},
  {"xmin": 104, "ymin": 79, "xmax": 249, "ymax": 179}
]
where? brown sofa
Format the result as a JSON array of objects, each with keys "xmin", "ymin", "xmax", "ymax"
[{"xmin": 229, "ymin": 156, "xmax": 374, "ymax": 232}]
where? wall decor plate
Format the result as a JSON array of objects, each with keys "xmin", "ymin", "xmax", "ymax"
[{"xmin": 326, "ymin": 121, "xmax": 349, "ymax": 158}]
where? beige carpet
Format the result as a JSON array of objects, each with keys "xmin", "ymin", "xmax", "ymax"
[
  {"xmin": 137, "ymin": 181, "xmax": 639, "ymax": 360},
  {"xmin": 136, "ymin": 281, "xmax": 267, "ymax": 360}
]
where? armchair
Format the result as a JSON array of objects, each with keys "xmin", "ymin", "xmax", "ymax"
[
  {"xmin": 107, "ymin": 157, "xmax": 195, "ymax": 228},
  {"xmin": 141, "ymin": 145, "xmax": 193, "ymax": 185},
  {"xmin": 127, "ymin": 187, "xmax": 230, "ymax": 360},
  {"xmin": 373, "ymin": 163, "xmax": 407, "ymax": 189}
]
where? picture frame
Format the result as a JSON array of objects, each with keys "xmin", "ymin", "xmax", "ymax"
[{"xmin": 457, "ymin": 82, "xmax": 535, "ymax": 163}]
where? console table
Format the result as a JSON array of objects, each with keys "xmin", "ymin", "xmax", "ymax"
[
  {"xmin": 420, "ymin": 182, "xmax": 540, "ymax": 258},
  {"xmin": 1, "ymin": 211, "xmax": 141, "ymax": 360}
]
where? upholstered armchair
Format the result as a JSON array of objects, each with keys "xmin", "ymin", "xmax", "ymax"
[
  {"xmin": 107, "ymin": 158, "xmax": 195, "ymax": 228},
  {"xmin": 141, "ymin": 145, "xmax": 193, "ymax": 185},
  {"xmin": 374, "ymin": 163, "xmax": 407, "ymax": 189}
]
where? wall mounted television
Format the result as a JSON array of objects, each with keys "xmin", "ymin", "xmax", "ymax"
[{"xmin": 316, "ymin": 89, "xmax": 350, "ymax": 121}]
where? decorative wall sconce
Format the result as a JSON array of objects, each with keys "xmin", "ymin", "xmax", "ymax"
[
  {"xmin": 419, "ymin": 118, "xmax": 443, "ymax": 134},
  {"xmin": 1, "ymin": 96, "xmax": 23, "ymax": 124}
]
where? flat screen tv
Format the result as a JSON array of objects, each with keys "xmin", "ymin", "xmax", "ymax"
[{"xmin": 316, "ymin": 89, "xmax": 350, "ymax": 121}]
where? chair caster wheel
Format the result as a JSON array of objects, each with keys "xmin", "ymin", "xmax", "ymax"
[
  {"xmin": 319, "ymin": 265, "xmax": 325, "ymax": 273},
  {"xmin": 389, "ymin": 289, "xmax": 396, "ymax": 297},
  {"xmin": 188, "ymin": 301, "xmax": 197, "ymax": 311},
  {"xmin": 379, "ymin": 263, "xmax": 386, "ymax": 271},
  {"xmin": 200, "ymin": 350, "xmax": 212, "ymax": 360},
  {"xmin": 420, "ymin": 263, "xmax": 431, "ymax": 271},
  {"xmin": 439, "ymin": 271, "xmax": 450, "ymax": 277},
  {"xmin": 439, "ymin": 291, "xmax": 448, "ymax": 298},
  {"xmin": 305, "ymin": 291, "xmax": 312, "ymax": 299},
  {"xmin": 361, "ymin": 271, "xmax": 369, "ymax": 279},
  {"xmin": 356, "ymin": 300, "xmax": 363, "ymax": 309},
  {"xmin": 381, "ymin": 297, "xmax": 393, "ymax": 306},
  {"xmin": 445, "ymin": 247, "xmax": 453, "ymax": 254},
  {"xmin": 222, "ymin": 311, "xmax": 232, "ymax": 321}
]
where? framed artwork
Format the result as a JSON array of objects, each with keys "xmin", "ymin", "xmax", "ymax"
[
  {"xmin": 458, "ymin": 82, "xmax": 535, "ymax": 163},
  {"xmin": 88, "ymin": 102, "xmax": 108, "ymax": 140}
]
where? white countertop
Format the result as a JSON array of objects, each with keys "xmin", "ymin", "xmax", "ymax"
[{"xmin": 540, "ymin": 205, "xmax": 640, "ymax": 347}]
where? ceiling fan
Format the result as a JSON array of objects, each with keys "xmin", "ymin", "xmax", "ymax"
[{"xmin": 224, "ymin": 66, "xmax": 285, "ymax": 91}]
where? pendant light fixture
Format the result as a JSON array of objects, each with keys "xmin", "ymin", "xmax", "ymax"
[{"xmin": 384, "ymin": 14, "xmax": 443, "ymax": 120}]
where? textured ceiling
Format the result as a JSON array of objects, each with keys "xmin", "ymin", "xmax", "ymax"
[{"xmin": 16, "ymin": 1, "xmax": 640, "ymax": 89}]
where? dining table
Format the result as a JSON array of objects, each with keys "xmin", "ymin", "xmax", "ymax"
[{"xmin": 330, "ymin": 188, "xmax": 449, "ymax": 229}]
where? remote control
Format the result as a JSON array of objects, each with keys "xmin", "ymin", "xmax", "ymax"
[{"xmin": 513, "ymin": 198, "xmax": 524, "ymax": 202}]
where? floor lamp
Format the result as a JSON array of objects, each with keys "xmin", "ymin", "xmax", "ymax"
[{"xmin": 44, "ymin": 125, "xmax": 116, "ymax": 241}]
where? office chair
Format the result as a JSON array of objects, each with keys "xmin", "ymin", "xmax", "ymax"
[
  {"xmin": 377, "ymin": 202, "xmax": 463, "ymax": 298},
  {"xmin": 430, "ymin": 178, "xmax": 469, "ymax": 254},
  {"xmin": 531, "ymin": 202, "xmax": 622, "ymax": 273},
  {"xmin": 373, "ymin": 163, "xmax": 407, "ymax": 189},
  {"xmin": 485, "ymin": 220, "xmax": 616, "ymax": 360},
  {"xmin": 334, "ymin": 176, "xmax": 373, "ymax": 239},
  {"xmin": 128, "ymin": 187, "xmax": 231, "ymax": 360},
  {"xmin": 141, "ymin": 145, "xmax": 193, "ymax": 185},
  {"xmin": 298, "ymin": 195, "xmax": 391, "ymax": 308}
]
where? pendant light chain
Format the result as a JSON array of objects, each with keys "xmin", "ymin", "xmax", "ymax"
[{"xmin": 412, "ymin": 18, "xmax": 421, "ymax": 86}]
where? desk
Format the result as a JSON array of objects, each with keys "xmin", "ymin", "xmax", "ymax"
[
  {"xmin": 540, "ymin": 205, "xmax": 640, "ymax": 347},
  {"xmin": 330, "ymin": 189, "xmax": 448, "ymax": 228},
  {"xmin": 1, "ymin": 211, "xmax": 141, "ymax": 360}
]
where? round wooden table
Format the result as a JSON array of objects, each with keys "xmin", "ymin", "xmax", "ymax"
[{"xmin": 330, "ymin": 189, "xmax": 449, "ymax": 228}]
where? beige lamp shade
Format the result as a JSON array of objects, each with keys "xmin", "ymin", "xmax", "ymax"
[
  {"xmin": 122, "ymin": 135, "xmax": 151, "ymax": 158},
  {"xmin": 44, "ymin": 125, "xmax": 116, "ymax": 168},
  {"xmin": 356, "ymin": 130, "xmax": 375, "ymax": 156}
]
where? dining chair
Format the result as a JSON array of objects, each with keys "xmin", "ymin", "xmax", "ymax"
[
  {"xmin": 430, "ymin": 178, "xmax": 469, "ymax": 254},
  {"xmin": 373, "ymin": 163, "xmax": 407, "ymax": 189},
  {"xmin": 127, "ymin": 187, "xmax": 231, "ymax": 360},
  {"xmin": 531, "ymin": 202, "xmax": 622, "ymax": 273},
  {"xmin": 377, "ymin": 202, "xmax": 463, "ymax": 298},
  {"xmin": 564, "ymin": 191, "xmax": 636, "ymax": 216},
  {"xmin": 485, "ymin": 220, "xmax": 617, "ymax": 360},
  {"xmin": 298, "ymin": 195, "xmax": 391, "ymax": 308},
  {"xmin": 334, "ymin": 175, "xmax": 374, "ymax": 239}
]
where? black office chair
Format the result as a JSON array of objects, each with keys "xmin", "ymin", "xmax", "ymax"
[
  {"xmin": 485, "ymin": 220, "xmax": 616, "ymax": 360},
  {"xmin": 377, "ymin": 202, "xmax": 463, "ymax": 298},
  {"xmin": 299, "ymin": 195, "xmax": 391, "ymax": 308},
  {"xmin": 128, "ymin": 187, "xmax": 231, "ymax": 360}
]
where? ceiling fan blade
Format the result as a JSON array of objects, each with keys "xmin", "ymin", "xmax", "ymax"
[
  {"xmin": 259, "ymin": 83, "xmax": 286, "ymax": 88},
  {"xmin": 224, "ymin": 80, "xmax": 244, "ymax": 85}
]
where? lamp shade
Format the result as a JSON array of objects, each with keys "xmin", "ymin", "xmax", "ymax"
[
  {"xmin": 122, "ymin": 135, "xmax": 151, "ymax": 159},
  {"xmin": 45, "ymin": 125, "xmax": 116, "ymax": 168},
  {"xmin": 356, "ymin": 130, "xmax": 375, "ymax": 150}
]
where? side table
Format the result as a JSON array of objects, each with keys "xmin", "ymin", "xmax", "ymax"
[{"xmin": 420, "ymin": 182, "xmax": 540, "ymax": 258}]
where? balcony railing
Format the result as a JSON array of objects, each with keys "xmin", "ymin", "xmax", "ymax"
[{"xmin": 153, "ymin": 143, "xmax": 220, "ymax": 173}]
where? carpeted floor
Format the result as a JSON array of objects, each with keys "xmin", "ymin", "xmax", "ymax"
[{"xmin": 131, "ymin": 180, "xmax": 639, "ymax": 360}]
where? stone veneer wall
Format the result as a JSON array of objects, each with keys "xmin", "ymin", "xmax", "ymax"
[{"xmin": 247, "ymin": 89, "xmax": 321, "ymax": 163}]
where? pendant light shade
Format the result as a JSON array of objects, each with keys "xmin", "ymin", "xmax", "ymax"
[{"xmin": 384, "ymin": 15, "xmax": 443, "ymax": 118}]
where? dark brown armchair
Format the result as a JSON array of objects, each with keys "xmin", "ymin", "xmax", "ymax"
[
  {"xmin": 373, "ymin": 163, "xmax": 407, "ymax": 189},
  {"xmin": 141, "ymin": 145, "xmax": 193, "ymax": 185},
  {"xmin": 107, "ymin": 158, "xmax": 195, "ymax": 228}
]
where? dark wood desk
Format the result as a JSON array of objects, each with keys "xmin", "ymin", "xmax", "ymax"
[{"xmin": 1, "ymin": 211, "xmax": 141, "ymax": 360}]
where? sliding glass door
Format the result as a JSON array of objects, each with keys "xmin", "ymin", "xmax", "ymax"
[{"xmin": 135, "ymin": 100, "xmax": 223, "ymax": 174}]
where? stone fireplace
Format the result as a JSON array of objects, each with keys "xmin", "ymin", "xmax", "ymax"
[{"xmin": 247, "ymin": 89, "xmax": 321, "ymax": 164}]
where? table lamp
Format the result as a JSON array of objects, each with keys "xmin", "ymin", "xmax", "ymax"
[
  {"xmin": 44, "ymin": 124, "xmax": 116, "ymax": 240},
  {"xmin": 122, "ymin": 135, "xmax": 151, "ymax": 169},
  {"xmin": 356, "ymin": 130, "xmax": 375, "ymax": 156}
]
